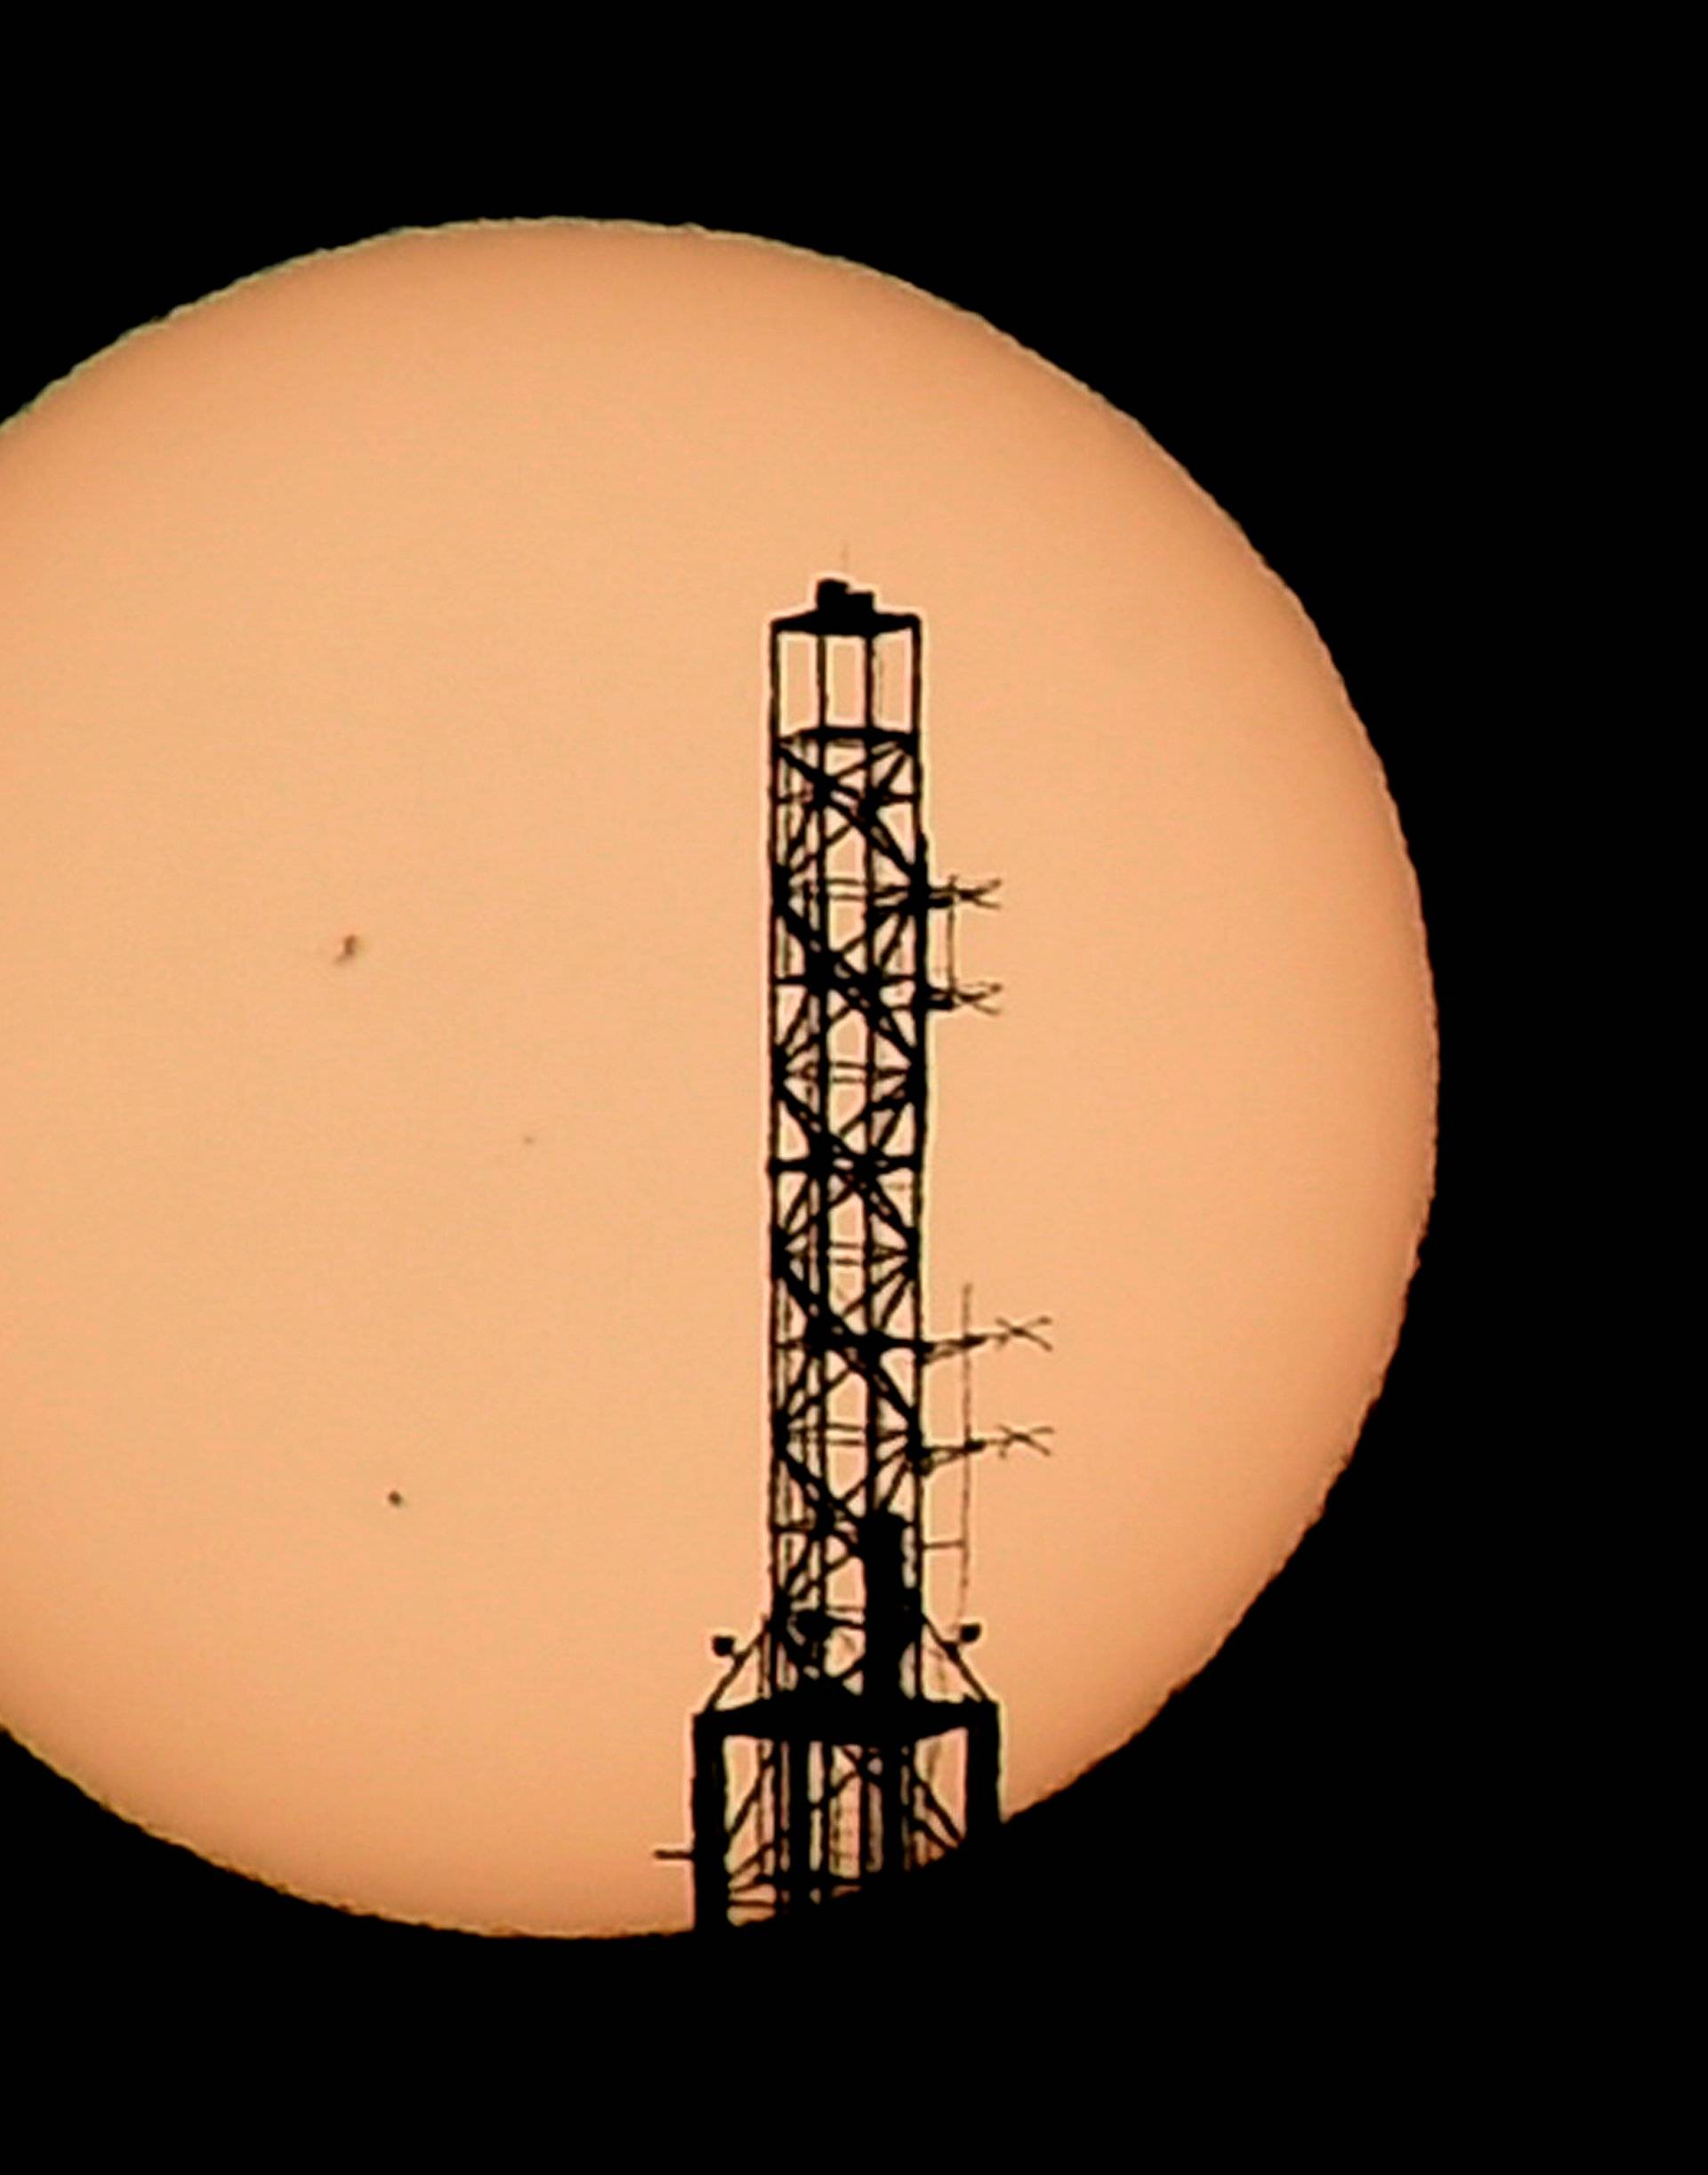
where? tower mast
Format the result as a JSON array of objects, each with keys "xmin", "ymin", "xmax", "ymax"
[{"xmin": 683, "ymin": 577, "xmax": 1046, "ymax": 1929}]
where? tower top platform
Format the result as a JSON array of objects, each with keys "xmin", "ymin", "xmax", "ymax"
[{"xmin": 771, "ymin": 576, "xmax": 918, "ymax": 638}]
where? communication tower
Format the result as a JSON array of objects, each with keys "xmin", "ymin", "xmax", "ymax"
[{"xmin": 676, "ymin": 577, "xmax": 1048, "ymax": 1929}]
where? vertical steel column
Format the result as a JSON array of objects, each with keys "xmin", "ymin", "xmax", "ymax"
[{"xmin": 685, "ymin": 578, "xmax": 1023, "ymax": 1929}]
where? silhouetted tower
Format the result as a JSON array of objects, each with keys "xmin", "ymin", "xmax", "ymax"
[{"xmin": 681, "ymin": 577, "xmax": 1048, "ymax": 1929}]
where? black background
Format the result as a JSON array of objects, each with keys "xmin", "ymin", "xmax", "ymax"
[{"xmin": 0, "ymin": 165, "xmax": 1490, "ymax": 2029}]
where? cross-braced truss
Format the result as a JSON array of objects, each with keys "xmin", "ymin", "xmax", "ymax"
[{"xmin": 678, "ymin": 579, "xmax": 1049, "ymax": 1929}]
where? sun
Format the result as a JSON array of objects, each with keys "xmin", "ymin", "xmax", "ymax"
[{"xmin": 0, "ymin": 219, "xmax": 1434, "ymax": 1936}]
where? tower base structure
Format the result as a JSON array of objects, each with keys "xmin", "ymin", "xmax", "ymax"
[{"xmin": 692, "ymin": 1688, "xmax": 1001, "ymax": 1929}]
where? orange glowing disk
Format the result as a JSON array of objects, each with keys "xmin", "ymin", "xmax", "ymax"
[{"xmin": 0, "ymin": 220, "xmax": 1434, "ymax": 1936}]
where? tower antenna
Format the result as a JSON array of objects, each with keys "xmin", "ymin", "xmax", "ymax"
[{"xmin": 670, "ymin": 576, "xmax": 1048, "ymax": 1929}]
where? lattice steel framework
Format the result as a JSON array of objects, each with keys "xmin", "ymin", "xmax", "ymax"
[{"xmin": 680, "ymin": 578, "xmax": 1048, "ymax": 1929}]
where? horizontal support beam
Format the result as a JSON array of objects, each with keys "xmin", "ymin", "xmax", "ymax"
[{"xmin": 699, "ymin": 1688, "xmax": 994, "ymax": 1749}]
